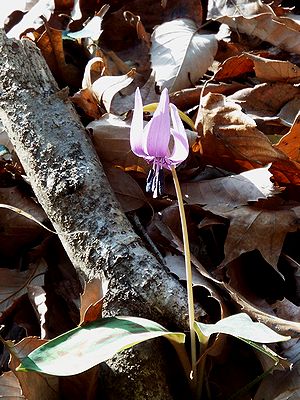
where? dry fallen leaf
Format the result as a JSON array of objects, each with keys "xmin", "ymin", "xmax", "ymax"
[
  {"xmin": 214, "ymin": 3, "xmax": 300, "ymax": 55},
  {"xmin": 245, "ymin": 53, "xmax": 300, "ymax": 83},
  {"xmin": 150, "ymin": 18, "xmax": 217, "ymax": 92},
  {"xmin": 103, "ymin": 165, "xmax": 147, "ymax": 212},
  {"xmin": 194, "ymin": 92, "xmax": 300, "ymax": 185},
  {"xmin": 7, "ymin": 336, "xmax": 59, "ymax": 400},
  {"xmin": 0, "ymin": 260, "xmax": 47, "ymax": 321},
  {"xmin": 0, "ymin": 370, "xmax": 25, "ymax": 399},
  {"xmin": 180, "ymin": 166, "xmax": 280, "ymax": 211},
  {"xmin": 207, "ymin": 199, "xmax": 300, "ymax": 270},
  {"xmin": 33, "ymin": 25, "xmax": 83, "ymax": 89},
  {"xmin": 214, "ymin": 53, "xmax": 254, "ymax": 81},
  {"xmin": 0, "ymin": 186, "xmax": 48, "ymax": 261},
  {"xmin": 228, "ymin": 83, "xmax": 300, "ymax": 119},
  {"xmin": 276, "ymin": 111, "xmax": 300, "ymax": 162},
  {"xmin": 79, "ymin": 277, "xmax": 108, "ymax": 325},
  {"xmin": 87, "ymin": 113, "xmax": 147, "ymax": 170}
]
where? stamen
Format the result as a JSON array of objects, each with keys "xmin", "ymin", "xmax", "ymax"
[
  {"xmin": 145, "ymin": 165, "xmax": 165, "ymax": 198},
  {"xmin": 146, "ymin": 168, "xmax": 155, "ymax": 193},
  {"xmin": 157, "ymin": 168, "xmax": 165, "ymax": 197}
]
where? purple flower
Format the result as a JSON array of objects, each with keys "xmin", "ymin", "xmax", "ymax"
[{"xmin": 130, "ymin": 87, "xmax": 189, "ymax": 197}]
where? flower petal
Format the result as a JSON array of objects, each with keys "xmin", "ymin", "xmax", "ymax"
[
  {"xmin": 145, "ymin": 88, "xmax": 171, "ymax": 157},
  {"xmin": 168, "ymin": 103, "xmax": 189, "ymax": 165},
  {"xmin": 130, "ymin": 87, "xmax": 148, "ymax": 158}
]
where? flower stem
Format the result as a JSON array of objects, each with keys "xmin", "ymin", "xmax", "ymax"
[{"xmin": 171, "ymin": 166, "xmax": 197, "ymax": 384}]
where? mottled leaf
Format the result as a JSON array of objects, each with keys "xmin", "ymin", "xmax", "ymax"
[{"xmin": 17, "ymin": 317, "xmax": 185, "ymax": 376}]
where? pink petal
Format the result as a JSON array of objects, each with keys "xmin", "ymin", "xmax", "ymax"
[
  {"xmin": 168, "ymin": 103, "xmax": 189, "ymax": 165},
  {"xmin": 130, "ymin": 88, "xmax": 148, "ymax": 158},
  {"xmin": 145, "ymin": 88, "xmax": 171, "ymax": 157}
]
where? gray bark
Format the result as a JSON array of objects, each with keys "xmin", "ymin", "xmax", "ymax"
[{"xmin": 0, "ymin": 30, "xmax": 204, "ymax": 399}]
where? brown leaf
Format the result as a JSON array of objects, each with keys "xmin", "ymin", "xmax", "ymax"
[
  {"xmin": 277, "ymin": 96, "xmax": 300, "ymax": 126},
  {"xmin": 194, "ymin": 92, "xmax": 300, "ymax": 185},
  {"xmin": 228, "ymin": 83, "xmax": 300, "ymax": 119},
  {"xmin": 87, "ymin": 113, "xmax": 146, "ymax": 170},
  {"xmin": 0, "ymin": 186, "xmax": 48, "ymax": 262},
  {"xmin": 246, "ymin": 53, "xmax": 300, "ymax": 83},
  {"xmin": 215, "ymin": 4, "xmax": 300, "ymax": 55},
  {"xmin": 169, "ymin": 82, "xmax": 249, "ymax": 111},
  {"xmin": 180, "ymin": 166, "xmax": 280, "ymax": 210},
  {"xmin": 79, "ymin": 277, "xmax": 107, "ymax": 325},
  {"xmin": 276, "ymin": 111, "xmax": 300, "ymax": 162},
  {"xmin": 34, "ymin": 25, "xmax": 82, "ymax": 89},
  {"xmin": 71, "ymin": 88, "xmax": 101, "ymax": 120},
  {"xmin": 223, "ymin": 282, "xmax": 300, "ymax": 337},
  {"xmin": 214, "ymin": 54, "xmax": 254, "ymax": 82},
  {"xmin": 254, "ymin": 343, "xmax": 300, "ymax": 399},
  {"xmin": 207, "ymin": 199, "xmax": 300, "ymax": 269},
  {"xmin": 0, "ymin": 260, "xmax": 47, "ymax": 321},
  {"xmin": 7, "ymin": 337, "xmax": 59, "ymax": 400},
  {"xmin": 0, "ymin": 371, "xmax": 25, "ymax": 399},
  {"xmin": 103, "ymin": 165, "xmax": 147, "ymax": 212}
]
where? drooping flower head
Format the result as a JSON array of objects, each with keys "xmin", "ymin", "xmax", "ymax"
[{"xmin": 130, "ymin": 87, "xmax": 189, "ymax": 197}]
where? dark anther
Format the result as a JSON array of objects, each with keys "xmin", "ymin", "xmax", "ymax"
[
  {"xmin": 146, "ymin": 168, "xmax": 155, "ymax": 193},
  {"xmin": 157, "ymin": 168, "xmax": 165, "ymax": 197}
]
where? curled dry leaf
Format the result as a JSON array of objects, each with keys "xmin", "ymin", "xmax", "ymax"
[
  {"xmin": 150, "ymin": 18, "xmax": 217, "ymax": 92},
  {"xmin": 194, "ymin": 92, "xmax": 300, "ymax": 185},
  {"xmin": 67, "ymin": 4, "xmax": 109, "ymax": 41},
  {"xmin": 5, "ymin": 0, "xmax": 55, "ymax": 39},
  {"xmin": 80, "ymin": 277, "xmax": 107, "ymax": 325},
  {"xmin": 81, "ymin": 57, "xmax": 136, "ymax": 113},
  {"xmin": 33, "ymin": 26, "xmax": 83, "ymax": 89},
  {"xmin": 214, "ymin": 3, "xmax": 300, "ymax": 55}
]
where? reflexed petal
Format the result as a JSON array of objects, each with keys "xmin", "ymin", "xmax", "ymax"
[
  {"xmin": 145, "ymin": 88, "xmax": 171, "ymax": 157},
  {"xmin": 130, "ymin": 87, "xmax": 148, "ymax": 158},
  {"xmin": 168, "ymin": 104, "xmax": 189, "ymax": 165}
]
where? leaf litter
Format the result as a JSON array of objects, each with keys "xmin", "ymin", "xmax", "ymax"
[{"xmin": 1, "ymin": 0, "xmax": 300, "ymax": 398}]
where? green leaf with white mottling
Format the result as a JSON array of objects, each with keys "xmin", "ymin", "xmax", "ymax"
[
  {"xmin": 17, "ymin": 316, "xmax": 185, "ymax": 376},
  {"xmin": 195, "ymin": 313, "xmax": 290, "ymax": 343}
]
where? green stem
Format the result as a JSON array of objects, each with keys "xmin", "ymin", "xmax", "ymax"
[{"xmin": 171, "ymin": 166, "xmax": 197, "ymax": 383}]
